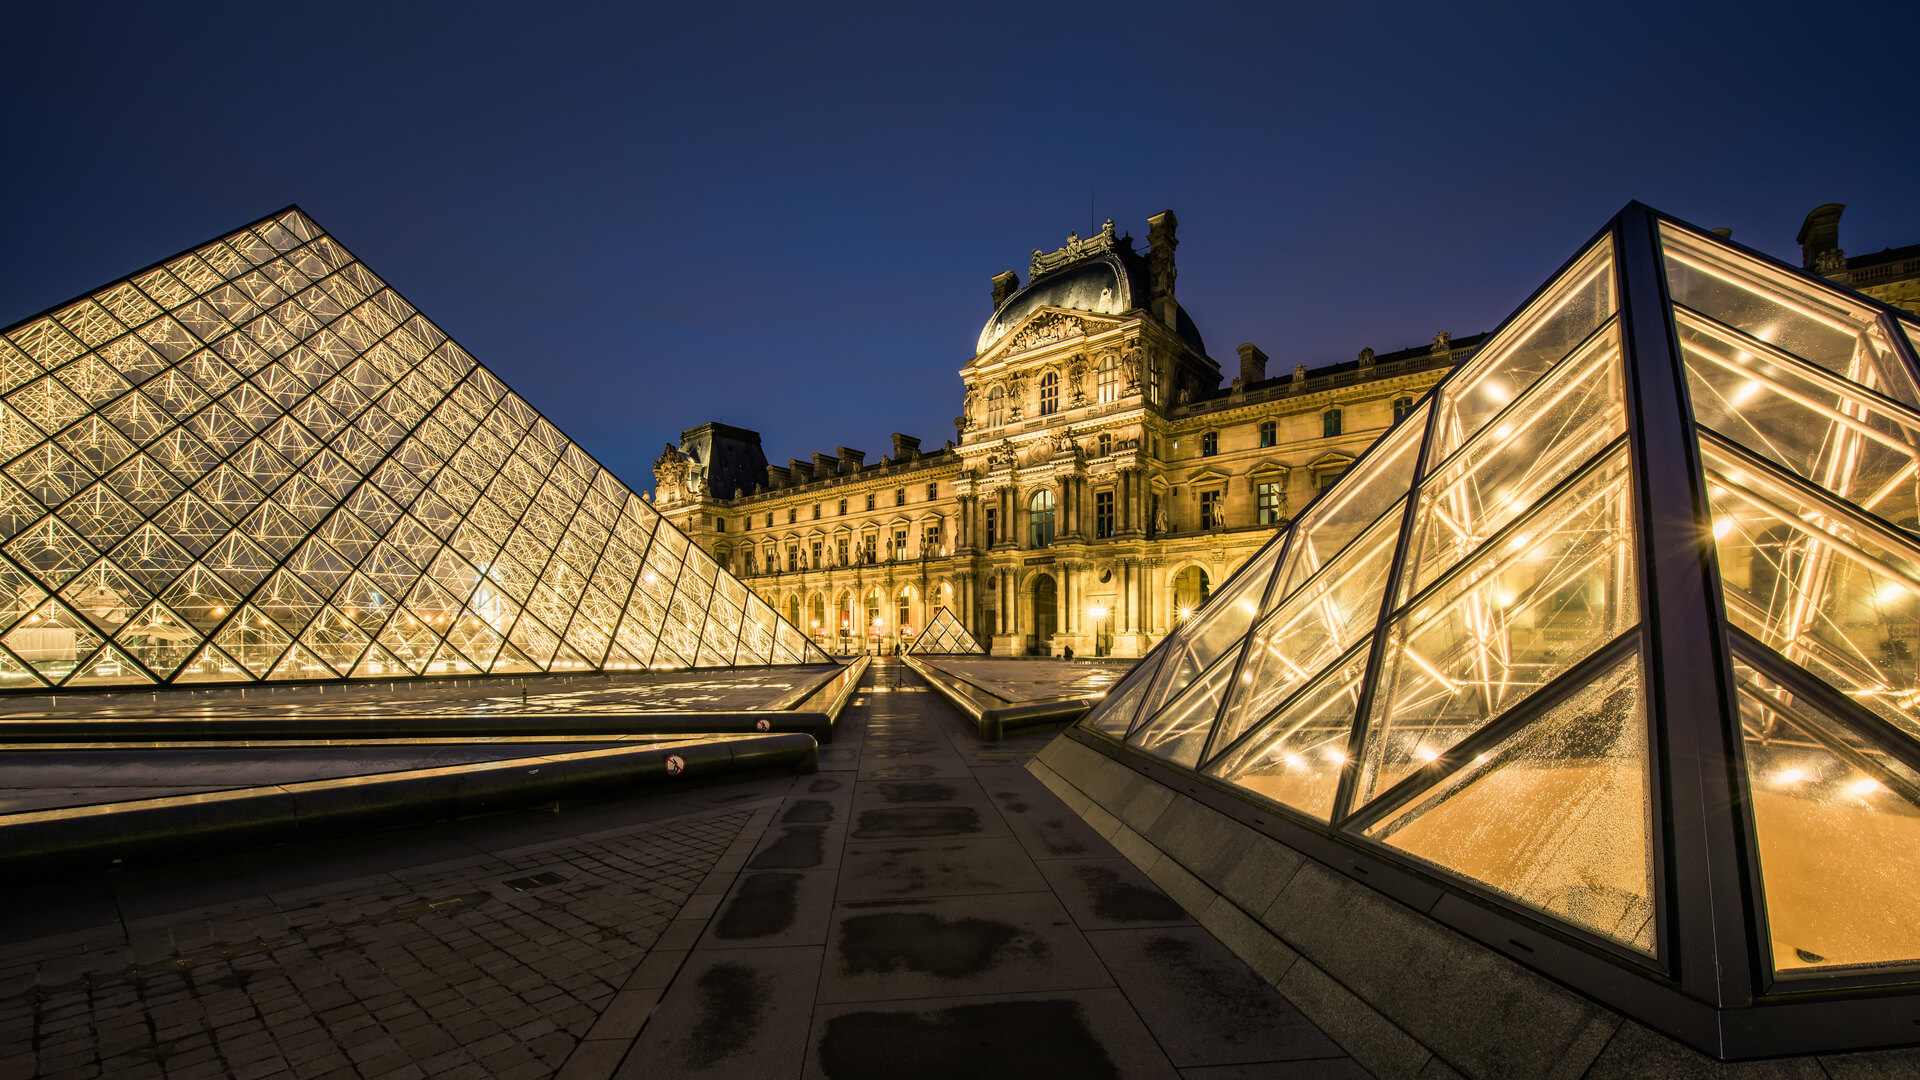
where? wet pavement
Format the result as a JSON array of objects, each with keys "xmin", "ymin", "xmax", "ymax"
[{"xmin": 0, "ymin": 659, "xmax": 1368, "ymax": 1078}]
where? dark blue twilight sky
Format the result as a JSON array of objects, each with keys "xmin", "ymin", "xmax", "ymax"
[{"xmin": 3, "ymin": 2, "xmax": 1917, "ymax": 494}]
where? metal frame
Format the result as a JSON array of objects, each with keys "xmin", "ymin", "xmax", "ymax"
[
  {"xmin": 1067, "ymin": 201, "xmax": 1920, "ymax": 1059},
  {"xmin": 0, "ymin": 206, "xmax": 833, "ymax": 692}
]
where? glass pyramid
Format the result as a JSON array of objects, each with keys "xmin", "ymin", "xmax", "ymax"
[
  {"xmin": 1076, "ymin": 205, "xmax": 1920, "ymax": 998},
  {"xmin": 0, "ymin": 206, "xmax": 832, "ymax": 689},
  {"xmin": 908, "ymin": 606, "xmax": 984, "ymax": 654}
]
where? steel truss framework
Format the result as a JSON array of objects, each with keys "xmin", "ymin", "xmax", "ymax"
[
  {"xmin": 909, "ymin": 605, "xmax": 986, "ymax": 655},
  {"xmin": 1073, "ymin": 203, "xmax": 1920, "ymax": 1058},
  {"xmin": 0, "ymin": 206, "xmax": 832, "ymax": 691}
]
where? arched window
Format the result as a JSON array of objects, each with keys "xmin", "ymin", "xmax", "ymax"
[
  {"xmin": 787, "ymin": 596, "xmax": 800, "ymax": 626},
  {"xmin": 1096, "ymin": 356, "xmax": 1118, "ymax": 403},
  {"xmin": 898, "ymin": 589, "xmax": 913, "ymax": 635},
  {"xmin": 1323, "ymin": 408, "xmax": 1343, "ymax": 438},
  {"xmin": 987, "ymin": 385, "xmax": 1005, "ymax": 426},
  {"xmin": 1028, "ymin": 489, "xmax": 1056, "ymax": 548},
  {"xmin": 1039, "ymin": 371, "xmax": 1059, "ymax": 416}
]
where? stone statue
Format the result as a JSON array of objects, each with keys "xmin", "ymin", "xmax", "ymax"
[
  {"xmin": 1121, "ymin": 340, "xmax": 1142, "ymax": 390},
  {"xmin": 1066, "ymin": 356, "xmax": 1087, "ymax": 406},
  {"xmin": 1432, "ymin": 330, "xmax": 1453, "ymax": 354},
  {"xmin": 1153, "ymin": 501, "xmax": 1169, "ymax": 535},
  {"xmin": 1358, "ymin": 347, "xmax": 1375, "ymax": 366},
  {"xmin": 1815, "ymin": 248, "xmax": 1848, "ymax": 274},
  {"xmin": 1292, "ymin": 363, "xmax": 1308, "ymax": 383}
]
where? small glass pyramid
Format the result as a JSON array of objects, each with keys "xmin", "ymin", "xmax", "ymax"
[
  {"xmin": 1077, "ymin": 205, "xmax": 1920, "ymax": 987},
  {"xmin": 908, "ymin": 606, "xmax": 984, "ymax": 654},
  {"xmin": 0, "ymin": 206, "xmax": 832, "ymax": 688}
]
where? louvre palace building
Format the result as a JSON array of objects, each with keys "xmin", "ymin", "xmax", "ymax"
[{"xmin": 655, "ymin": 205, "xmax": 1920, "ymax": 658}]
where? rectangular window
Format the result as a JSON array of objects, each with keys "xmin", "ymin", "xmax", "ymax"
[
  {"xmin": 892, "ymin": 529, "xmax": 908, "ymax": 559},
  {"xmin": 1201, "ymin": 431, "xmax": 1218, "ymax": 457},
  {"xmin": 1323, "ymin": 408, "xmax": 1343, "ymax": 438},
  {"xmin": 813, "ymin": 503, "xmax": 821, "ymax": 519},
  {"xmin": 714, "ymin": 517, "xmax": 726, "ymax": 532},
  {"xmin": 787, "ymin": 546, "xmax": 799, "ymax": 571},
  {"xmin": 1259, "ymin": 420, "xmax": 1276, "ymax": 448},
  {"xmin": 765, "ymin": 512, "xmax": 773, "ymax": 528},
  {"xmin": 838, "ymin": 498, "xmax": 848, "ymax": 515},
  {"xmin": 787, "ymin": 507, "xmax": 797, "ymax": 524},
  {"xmin": 811, "ymin": 540, "xmax": 822, "ymax": 568},
  {"xmin": 985, "ymin": 506, "xmax": 997, "ymax": 545},
  {"xmin": 1097, "ymin": 433, "xmax": 1111, "ymax": 457},
  {"xmin": 863, "ymin": 534, "xmax": 877, "ymax": 562},
  {"xmin": 922, "ymin": 525, "xmax": 938, "ymax": 553},
  {"xmin": 1393, "ymin": 396, "xmax": 1414, "ymax": 424},
  {"xmin": 926, "ymin": 482, "xmax": 938, "ymax": 501},
  {"xmin": 1200, "ymin": 490, "xmax": 1221, "ymax": 530},
  {"xmin": 895, "ymin": 488, "xmax": 906, "ymax": 506},
  {"xmin": 1095, "ymin": 490, "xmax": 1114, "ymax": 539},
  {"xmin": 837, "ymin": 536, "xmax": 849, "ymax": 565},
  {"xmin": 1257, "ymin": 481, "xmax": 1283, "ymax": 525},
  {"xmin": 865, "ymin": 492, "xmax": 876, "ymax": 511}
]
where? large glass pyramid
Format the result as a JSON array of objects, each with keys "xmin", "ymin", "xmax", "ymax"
[
  {"xmin": 908, "ymin": 606, "xmax": 984, "ymax": 655},
  {"xmin": 1077, "ymin": 205, "xmax": 1920, "ymax": 995},
  {"xmin": 0, "ymin": 206, "xmax": 832, "ymax": 689}
]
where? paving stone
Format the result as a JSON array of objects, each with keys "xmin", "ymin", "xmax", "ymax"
[
  {"xmin": 839, "ymin": 836, "xmax": 1049, "ymax": 900},
  {"xmin": 817, "ymin": 891, "xmax": 1110, "ymax": 1003},
  {"xmin": 616, "ymin": 945, "xmax": 823, "ymax": 1078}
]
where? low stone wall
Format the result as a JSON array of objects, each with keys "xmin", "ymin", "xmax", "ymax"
[{"xmin": 1028, "ymin": 732, "xmax": 1916, "ymax": 1080}]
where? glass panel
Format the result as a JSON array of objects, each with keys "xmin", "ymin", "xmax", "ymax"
[
  {"xmin": 1430, "ymin": 238, "xmax": 1616, "ymax": 466},
  {"xmin": 114, "ymin": 601, "xmax": 200, "ymax": 679},
  {"xmin": 1206, "ymin": 641, "xmax": 1372, "ymax": 822},
  {"xmin": 1732, "ymin": 655, "xmax": 1920, "ymax": 974},
  {"xmin": 1129, "ymin": 646, "xmax": 1239, "ymax": 767},
  {"xmin": 1679, "ymin": 309, "xmax": 1920, "ymax": 533},
  {"xmin": 67, "ymin": 644, "xmax": 154, "ymax": 687},
  {"xmin": 1366, "ymin": 650, "xmax": 1655, "ymax": 954},
  {"xmin": 1400, "ymin": 321, "xmax": 1624, "ymax": 602},
  {"xmin": 5, "ymin": 599, "xmax": 105, "ymax": 682},
  {"xmin": 1214, "ymin": 505, "xmax": 1400, "ymax": 753},
  {"xmin": 1134, "ymin": 540, "xmax": 1283, "ymax": 725},
  {"xmin": 1705, "ymin": 436, "xmax": 1920, "ymax": 742},
  {"xmin": 1359, "ymin": 447, "xmax": 1638, "ymax": 804},
  {"xmin": 1660, "ymin": 222, "xmax": 1916, "ymax": 407},
  {"xmin": 1274, "ymin": 403, "xmax": 1426, "ymax": 602}
]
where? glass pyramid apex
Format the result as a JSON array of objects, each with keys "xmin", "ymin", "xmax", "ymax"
[
  {"xmin": 909, "ymin": 606, "xmax": 984, "ymax": 654},
  {"xmin": 1070, "ymin": 204, "xmax": 1920, "ymax": 1052},
  {"xmin": 0, "ymin": 206, "xmax": 832, "ymax": 689}
]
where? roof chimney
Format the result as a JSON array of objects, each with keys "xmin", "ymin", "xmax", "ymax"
[
  {"xmin": 890, "ymin": 433, "xmax": 921, "ymax": 461},
  {"xmin": 1146, "ymin": 210, "xmax": 1179, "ymax": 326},
  {"xmin": 837, "ymin": 447, "xmax": 865, "ymax": 472},
  {"xmin": 1236, "ymin": 343, "xmax": 1268, "ymax": 384},
  {"xmin": 1797, "ymin": 204, "xmax": 1845, "ymax": 269},
  {"xmin": 812, "ymin": 452, "xmax": 839, "ymax": 477},
  {"xmin": 991, "ymin": 270, "xmax": 1020, "ymax": 309}
]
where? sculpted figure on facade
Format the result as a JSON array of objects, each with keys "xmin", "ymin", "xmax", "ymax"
[
  {"xmin": 1432, "ymin": 330, "xmax": 1453, "ymax": 354},
  {"xmin": 1815, "ymin": 247, "xmax": 1848, "ymax": 274},
  {"xmin": 1358, "ymin": 346, "xmax": 1375, "ymax": 367},
  {"xmin": 1007, "ymin": 313, "xmax": 1088, "ymax": 355},
  {"xmin": 1121, "ymin": 339, "xmax": 1143, "ymax": 391},
  {"xmin": 1066, "ymin": 355, "xmax": 1087, "ymax": 407},
  {"xmin": 652, "ymin": 443, "xmax": 692, "ymax": 506}
]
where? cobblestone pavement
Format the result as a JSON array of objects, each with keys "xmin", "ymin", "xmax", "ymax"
[{"xmin": 1, "ymin": 807, "xmax": 757, "ymax": 1079}]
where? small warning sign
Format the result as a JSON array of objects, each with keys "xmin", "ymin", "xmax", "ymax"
[
  {"xmin": 755, "ymin": 718, "xmax": 772, "ymax": 732},
  {"xmin": 664, "ymin": 754, "xmax": 686, "ymax": 776}
]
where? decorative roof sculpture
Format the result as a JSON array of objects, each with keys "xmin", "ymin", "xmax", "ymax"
[
  {"xmin": 0, "ymin": 206, "xmax": 832, "ymax": 689},
  {"xmin": 1070, "ymin": 203, "xmax": 1920, "ymax": 1057}
]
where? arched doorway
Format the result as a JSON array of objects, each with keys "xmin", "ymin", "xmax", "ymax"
[
  {"xmin": 1171, "ymin": 566, "xmax": 1211, "ymax": 623},
  {"xmin": 1030, "ymin": 573, "xmax": 1057, "ymax": 655}
]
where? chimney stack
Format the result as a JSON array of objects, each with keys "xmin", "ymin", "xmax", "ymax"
[
  {"xmin": 991, "ymin": 270, "xmax": 1020, "ymax": 309},
  {"xmin": 812, "ymin": 452, "xmax": 839, "ymax": 477},
  {"xmin": 1797, "ymin": 204, "xmax": 1845, "ymax": 269},
  {"xmin": 890, "ymin": 433, "xmax": 921, "ymax": 461},
  {"xmin": 1147, "ymin": 210, "xmax": 1179, "ymax": 326},
  {"xmin": 838, "ymin": 447, "xmax": 865, "ymax": 472},
  {"xmin": 1236, "ymin": 343, "xmax": 1268, "ymax": 385}
]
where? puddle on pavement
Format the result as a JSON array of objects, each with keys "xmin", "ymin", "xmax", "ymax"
[{"xmin": 853, "ymin": 807, "xmax": 980, "ymax": 839}]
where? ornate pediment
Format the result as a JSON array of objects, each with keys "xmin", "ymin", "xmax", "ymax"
[{"xmin": 981, "ymin": 308, "xmax": 1125, "ymax": 364}]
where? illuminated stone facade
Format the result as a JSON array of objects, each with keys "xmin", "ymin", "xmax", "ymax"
[
  {"xmin": 656, "ymin": 212, "xmax": 1469, "ymax": 657},
  {"xmin": 658, "ymin": 205, "xmax": 1920, "ymax": 660}
]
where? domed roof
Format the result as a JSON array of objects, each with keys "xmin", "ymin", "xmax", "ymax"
[
  {"xmin": 977, "ymin": 254, "xmax": 1137, "ymax": 354},
  {"xmin": 975, "ymin": 251, "xmax": 1206, "ymax": 357}
]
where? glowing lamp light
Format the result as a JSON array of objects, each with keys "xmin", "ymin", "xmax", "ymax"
[
  {"xmin": 1730, "ymin": 380, "xmax": 1763, "ymax": 405},
  {"xmin": 1178, "ymin": 607, "xmax": 1193, "ymax": 620},
  {"xmin": 1414, "ymin": 744, "xmax": 1440, "ymax": 763},
  {"xmin": 1850, "ymin": 777, "xmax": 1886, "ymax": 798},
  {"xmin": 1088, "ymin": 605, "xmax": 1108, "ymax": 619},
  {"xmin": 1324, "ymin": 749, "xmax": 1347, "ymax": 764},
  {"xmin": 1876, "ymin": 582, "xmax": 1910, "ymax": 605},
  {"xmin": 1776, "ymin": 768, "xmax": 1806, "ymax": 785},
  {"xmin": 1712, "ymin": 518, "xmax": 1733, "ymax": 539}
]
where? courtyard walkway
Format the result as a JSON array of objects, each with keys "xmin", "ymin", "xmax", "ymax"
[{"xmin": 1, "ymin": 659, "xmax": 1368, "ymax": 1079}]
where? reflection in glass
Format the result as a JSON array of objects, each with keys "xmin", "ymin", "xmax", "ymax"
[
  {"xmin": 1274, "ymin": 404, "xmax": 1425, "ymax": 602},
  {"xmin": 1661, "ymin": 222, "xmax": 1917, "ymax": 408},
  {"xmin": 1367, "ymin": 650, "xmax": 1655, "ymax": 954},
  {"xmin": 1400, "ymin": 321, "xmax": 1624, "ymax": 602},
  {"xmin": 1360, "ymin": 447, "xmax": 1638, "ymax": 804},
  {"xmin": 1129, "ymin": 645, "xmax": 1239, "ymax": 768},
  {"xmin": 1212, "ymin": 505, "xmax": 1400, "ymax": 753},
  {"xmin": 1680, "ymin": 310, "xmax": 1920, "ymax": 533},
  {"xmin": 1084, "ymin": 650, "xmax": 1165, "ymax": 737},
  {"xmin": 1733, "ymin": 656, "xmax": 1920, "ymax": 974},
  {"xmin": 1131, "ymin": 539, "xmax": 1282, "ymax": 729},
  {"xmin": 1429, "ymin": 239, "xmax": 1615, "ymax": 467},
  {"xmin": 1207, "ymin": 641, "xmax": 1371, "ymax": 821}
]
